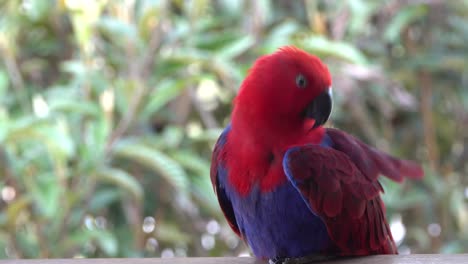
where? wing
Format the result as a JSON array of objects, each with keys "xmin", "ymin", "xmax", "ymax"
[
  {"xmin": 210, "ymin": 125, "xmax": 240, "ymax": 236},
  {"xmin": 283, "ymin": 128, "xmax": 423, "ymax": 255},
  {"xmin": 326, "ymin": 128, "xmax": 424, "ymax": 182}
]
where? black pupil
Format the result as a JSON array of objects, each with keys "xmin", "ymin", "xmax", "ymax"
[{"xmin": 296, "ymin": 75, "xmax": 306, "ymax": 88}]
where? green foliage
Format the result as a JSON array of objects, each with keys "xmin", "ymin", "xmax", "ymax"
[{"xmin": 0, "ymin": 0, "xmax": 467, "ymax": 258}]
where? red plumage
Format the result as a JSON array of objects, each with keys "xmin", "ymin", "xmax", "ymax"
[
  {"xmin": 284, "ymin": 128, "xmax": 423, "ymax": 255},
  {"xmin": 210, "ymin": 46, "xmax": 424, "ymax": 260}
]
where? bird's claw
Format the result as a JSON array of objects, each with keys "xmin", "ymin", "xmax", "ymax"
[
  {"xmin": 269, "ymin": 257, "xmax": 292, "ymax": 264},
  {"xmin": 269, "ymin": 255, "xmax": 337, "ymax": 264}
]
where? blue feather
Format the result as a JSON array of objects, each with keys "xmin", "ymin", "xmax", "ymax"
[{"xmin": 216, "ymin": 128, "xmax": 332, "ymax": 258}]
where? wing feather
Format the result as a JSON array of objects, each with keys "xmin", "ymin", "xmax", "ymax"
[
  {"xmin": 283, "ymin": 128, "xmax": 423, "ymax": 255},
  {"xmin": 210, "ymin": 126, "xmax": 241, "ymax": 236}
]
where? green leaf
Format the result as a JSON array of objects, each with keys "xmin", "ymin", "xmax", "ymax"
[
  {"xmin": 98, "ymin": 16, "xmax": 138, "ymax": 41},
  {"xmin": 0, "ymin": 231, "xmax": 9, "ymax": 258},
  {"xmin": 217, "ymin": 35, "xmax": 255, "ymax": 59},
  {"xmin": 380, "ymin": 177, "xmax": 427, "ymax": 210},
  {"xmin": 262, "ymin": 20, "xmax": 300, "ymax": 52},
  {"xmin": 28, "ymin": 173, "xmax": 61, "ymax": 219},
  {"xmin": 141, "ymin": 77, "xmax": 197, "ymax": 120},
  {"xmin": 22, "ymin": 0, "xmax": 50, "ymax": 21},
  {"xmin": 43, "ymin": 119, "xmax": 76, "ymax": 159},
  {"xmin": 6, "ymin": 196, "xmax": 31, "ymax": 228},
  {"xmin": 218, "ymin": 0, "xmax": 244, "ymax": 15},
  {"xmin": 190, "ymin": 128, "xmax": 223, "ymax": 142},
  {"xmin": 67, "ymin": 0, "xmax": 103, "ymax": 51},
  {"xmin": 15, "ymin": 229, "xmax": 40, "ymax": 258},
  {"xmin": 5, "ymin": 116, "xmax": 75, "ymax": 160},
  {"xmin": 66, "ymin": 229, "xmax": 118, "ymax": 257},
  {"xmin": 94, "ymin": 230, "xmax": 118, "ymax": 256},
  {"xmin": 96, "ymin": 167, "xmax": 143, "ymax": 202},
  {"xmin": 4, "ymin": 116, "xmax": 50, "ymax": 143},
  {"xmin": 441, "ymin": 241, "xmax": 466, "ymax": 254},
  {"xmin": 113, "ymin": 142, "xmax": 189, "ymax": 194},
  {"xmin": 347, "ymin": 0, "xmax": 378, "ymax": 35},
  {"xmin": 48, "ymin": 100, "xmax": 101, "ymax": 118},
  {"xmin": 65, "ymin": 230, "xmax": 95, "ymax": 253},
  {"xmin": 89, "ymin": 188, "xmax": 121, "ymax": 212},
  {"xmin": 172, "ymin": 150, "xmax": 210, "ymax": 175},
  {"xmin": 171, "ymin": 150, "xmax": 218, "ymax": 213},
  {"xmin": 384, "ymin": 5, "xmax": 428, "ymax": 43},
  {"xmin": 190, "ymin": 173, "xmax": 218, "ymax": 214},
  {"xmin": 156, "ymin": 221, "xmax": 191, "ymax": 245},
  {"xmin": 0, "ymin": 108, "xmax": 9, "ymax": 143},
  {"xmin": 0, "ymin": 70, "xmax": 8, "ymax": 98},
  {"xmin": 79, "ymin": 115, "xmax": 110, "ymax": 168},
  {"xmin": 61, "ymin": 60, "xmax": 87, "ymax": 79},
  {"xmin": 298, "ymin": 35, "xmax": 368, "ymax": 65},
  {"xmin": 191, "ymin": 31, "xmax": 240, "ymax": 51},
  {"xmin": 161, "ymin": 126, "xmax": 184, "ymax": 148},
  {"xmin": 408, "ymin": 227, "xmax": 431, "ymax": 249}
]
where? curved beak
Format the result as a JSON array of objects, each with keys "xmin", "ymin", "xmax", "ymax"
[{"xmin": 304, "ymin": 88, "xmax": 332, "ymax": 128}]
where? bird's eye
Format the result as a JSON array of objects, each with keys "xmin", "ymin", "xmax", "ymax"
[{"xmin": 295, "ymin": 74, "xmax": 307, "ymax": 89}]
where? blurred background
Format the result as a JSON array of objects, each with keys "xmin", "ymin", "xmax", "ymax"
[{"xmin": 0, "ymin": 0, "xmax": 467, "ymax": 259}]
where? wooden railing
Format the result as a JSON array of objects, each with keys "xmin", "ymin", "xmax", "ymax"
[{"xmin": 1, "ymin": 255, "xmax": 468, "ymax": 264}]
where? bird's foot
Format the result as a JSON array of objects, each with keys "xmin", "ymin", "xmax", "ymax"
[
  {"xmin": 269, "ymin": 257, "xmax": 292, "ymax": 264},
  {"xmin": 269, "ymin": 255, "xmax": 337, "ymax": 264}
]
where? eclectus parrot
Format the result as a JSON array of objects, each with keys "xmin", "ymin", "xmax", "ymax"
[{"xmin": 210, "ymin": 46, "xmax": 423, "ymax": 263}]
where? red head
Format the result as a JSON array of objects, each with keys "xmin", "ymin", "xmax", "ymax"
[{"xmin": 232, "ymin": 46, "xmax": 333, "ymax": 144}]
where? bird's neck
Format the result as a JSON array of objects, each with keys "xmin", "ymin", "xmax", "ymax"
[
  {"xmin": 227, "ymin": 108, "xmax": 325, "ymax": 196},
  {"xmin": 230, "ymin": 104, "xmax": 324, "ymax": 148}
]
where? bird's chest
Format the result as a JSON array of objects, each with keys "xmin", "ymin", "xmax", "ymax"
[
  {"xmin": 222, "ymin": 138, "xmax": 331, "ymax": 258},
  {"xmin": 226, "ymin": 146, "xmax": 287, "ymax": 195},
  {"xmin": 228, "ymin": 180, "xmax": 331, "ymax": 258}
]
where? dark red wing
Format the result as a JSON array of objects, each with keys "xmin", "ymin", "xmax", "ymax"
[
  {"xmin": 283, "ymin": 129, "xmax": 423, "ymax": 255},
  {"xmin": 283, "ymin": 145, "xmax": 395, "ymax": 255},
  {"xmin": 210, "ymin": 126, "xmax": 241, "ymax": 236},
  {"xmin": 326, "ymin": 128, "xmax": 424, "ymax": 182}
]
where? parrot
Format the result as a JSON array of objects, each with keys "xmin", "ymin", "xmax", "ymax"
[{"xmin": 210, "ymin": 46, "xmax": 424, "ymax": 263}]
